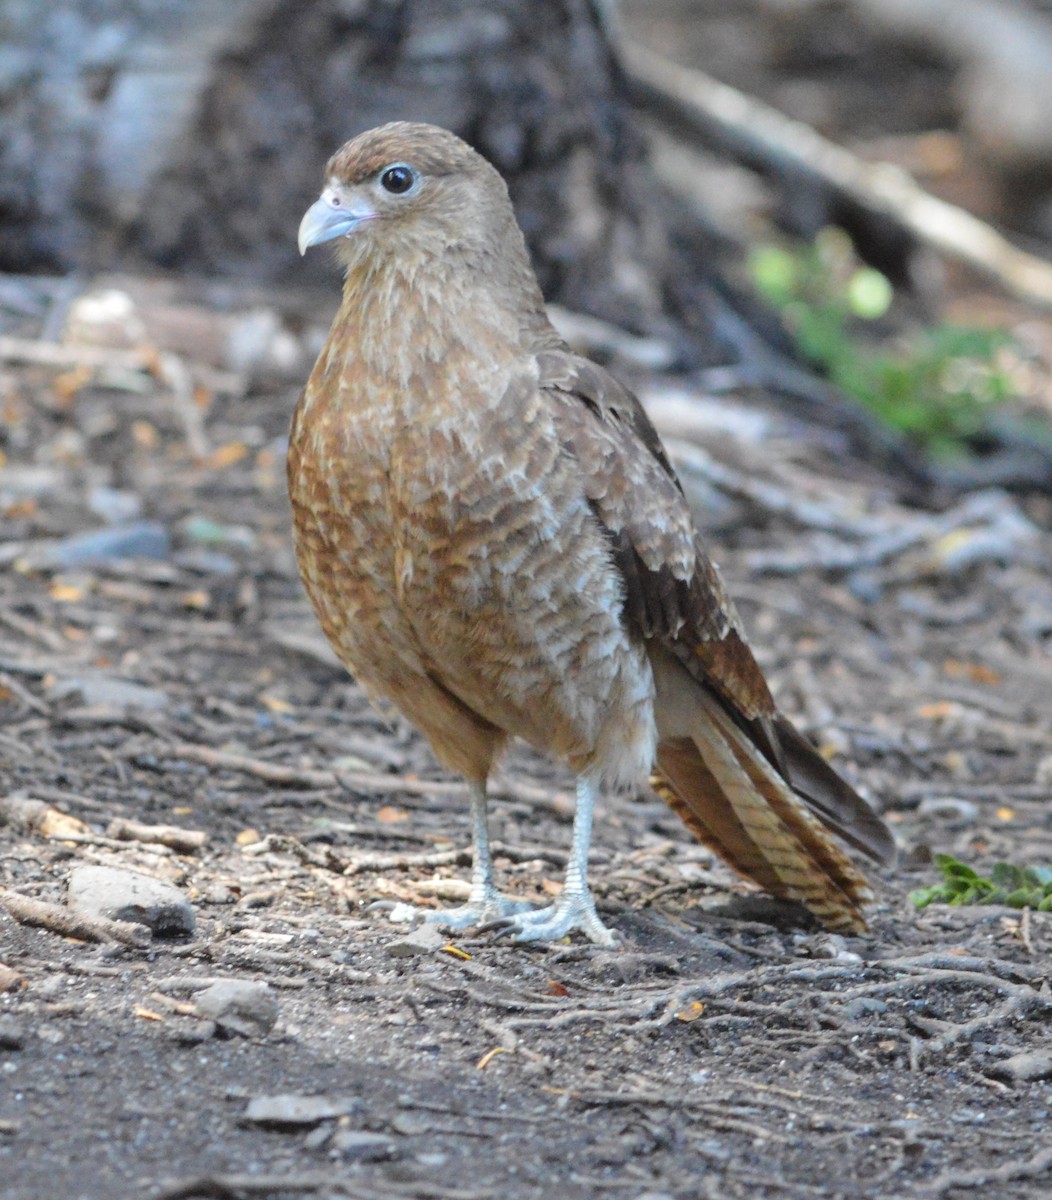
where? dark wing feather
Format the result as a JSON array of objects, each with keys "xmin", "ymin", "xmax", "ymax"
[
  {"xmin": 538, "ymin": 348, "xmax": 894, "ymax": 867},
  {"xmin": 538, "ymin": 348, "xmax": 775, "ymax": 721}
]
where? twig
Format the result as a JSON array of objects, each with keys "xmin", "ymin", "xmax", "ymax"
[
  {"xmin": 621, "ymin": 40, "xmax": 1052, "ymax": 308},
  {"xmin": 0, "ymin": 888, "xmax": 150, "ymax": 948},
  {"xmin": 162, "ymin": 743, "xmax": 572, "ymax": 816},
  {"xmin": 343, "ymin": 847, "xmax": 471, "ymax": 876},
  {"xmin": 918, "ymin": 1144, "xmax": 1052, "ymax": 1197},
  {"xmin": 0, "ymin": 671, "xmax": 49, "ymax": 714},
  {"xmin": 151, "ymin": 1173, "xmax": 332, "ymax": 1200},
  {"xmin": 107, "ymin": 818, "xmax": 207, "ymax": 853}
]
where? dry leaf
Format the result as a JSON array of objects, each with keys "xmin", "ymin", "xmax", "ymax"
[
  {"xmin": 476, "ymin": 1047, "xmax": 506, "ymax": 1070},
  {"xmin": 260, "ymin": 694, "xmax": 294, "ymax": 713},
  {"xmin": 916, "ymin": 701, "xmax": 962, "ymax": 720},
  {"xmin": 39, "ymin": 809, "xmax": 91, "ymax": 839},
  {"xmin": 53, "ymin": 365, "xmax": 93, "ymax": 403},
  {"xmin": 547, "ymin": 980, "xmax": 570, "ymax": 997},
  {"xmin": 3, "ymin": 498, "xmax": 37, "ymax": 519},
  {"xmin": 235, "ymin": 828, "xmax": 262, "ymax": 847},
  {"xmin": 996, "ymin": 807, "xmax": 1015, "ymax": 822},
  {"xmin": 942, "ymin": 659, "xmax": 1001, "ymax": 686},
  {"xmin": 132, "ymin": 420, "xmax": 159, "ymax": 449},
  {"xmin": 204, "ymin": 442, "xmax": 248, "ymax": 469},
  {"xmin": 0, "ymin": 964, "xmax": 24, "ymax": 993},
  {"xmin": 134, "ymin": 1006, "xmax": 164, "ymax": 1022},
  {"xmin": 441, "ymin": 944, "xmax": 471, "ymax": 961},
  {"xmin": 675, "ymin": 1001, "xmax": 705, "ymax": 1022},
  {"xmin": 376, "ymin": 806, "xmax": 408, "ymax": 824}
]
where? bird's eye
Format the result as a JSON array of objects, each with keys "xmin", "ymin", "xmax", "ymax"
[{"xmin": 380, "ymin": 165, "xmax": 415, "ymax": 195}]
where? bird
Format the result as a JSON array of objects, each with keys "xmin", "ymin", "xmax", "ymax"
[{"xmin": 291, "ymin": 121, "xmax": 895, "ymax": 946}]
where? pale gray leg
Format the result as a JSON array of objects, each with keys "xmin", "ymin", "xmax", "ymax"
[
  {"xmin": 391, "ymin": 784, "xmax": 535, "ymax": 931},
  {"xmin": 495, "ymin": 774, "xmax": 618, "ymax": 947}
]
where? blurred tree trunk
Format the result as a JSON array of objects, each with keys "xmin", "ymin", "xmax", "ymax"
[
  {"xmin": 0, "ymin": 0, "xmax": 946, "ymax": 484},
  {"xmin": 0, "ymin": 0, "xmax": 719, "ymax": 347}
]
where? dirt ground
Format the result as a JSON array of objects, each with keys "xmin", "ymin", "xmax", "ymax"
[
  {"xmin": 1, "ymin": 263, "xmax": 1050, "ymax": 1200},
  {"xmin": 3, "ymin": 8, "xmax": 1052, "ymax": 1200}
]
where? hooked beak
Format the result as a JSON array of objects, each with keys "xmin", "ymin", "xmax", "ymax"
[{"xmin": 297, "ymin": 188, "xmax": 377, "ymax": 255}]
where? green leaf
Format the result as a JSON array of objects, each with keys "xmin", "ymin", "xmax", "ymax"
[
  {"xmin": 847, "ymin": 268, "xmax": 893, "ymax": 319},
  {"xmin": 991, "ymin": 863, "xmax": 1024, "ymax": 890},
  {"xmin": 911, "ymin": 856, "xmax": 1052, "ymax": 910}
]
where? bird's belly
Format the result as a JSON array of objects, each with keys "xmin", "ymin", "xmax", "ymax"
[
  {"xmin": 391, "ymin": 437, "xmax": 657, "ymax": 787},
  {"xmin": 289, "ymin": 396, "xmax": 657, "ymax": 788}
]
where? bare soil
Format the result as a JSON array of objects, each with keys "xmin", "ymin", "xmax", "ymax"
[{"xmin": 1, "ymin": 262, "xmax": 1050, "ymax": 1200}]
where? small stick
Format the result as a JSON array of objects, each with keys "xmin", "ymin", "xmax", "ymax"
[
  {"xmin": 165, "ymin": 742, "xmax": 573, "ymax": 816},
  {"xmin": 0, "ymin": 889, "xmax": 150, "ymax": 947},
  {"xmin": 107, "ymin": 818, "xmax": 207, "ymax": 853}
]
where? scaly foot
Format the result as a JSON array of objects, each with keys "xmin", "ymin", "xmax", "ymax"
[
  {"xmin": 495, "ymin": 890, "xmax": 619, "ymax": 947},
  {"xmin": 389, "ymin": 891, "xmax": 536, "ymax": 932}
]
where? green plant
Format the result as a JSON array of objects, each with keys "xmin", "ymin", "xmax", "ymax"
[
  {"xmin": 749, "ymin": 230, "xmax": 1018, "ymax": 459},
  {"xmin": 910, "ymin": 854, "xmax": 1052, "ymax": 910}
]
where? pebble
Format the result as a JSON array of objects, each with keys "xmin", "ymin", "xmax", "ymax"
[
  {"xmin": 329, "ymin": 1130, "xmax": 397, "ymax": 1161},
  {"xmin": 0, "ymin": 1018, "xmax": 24, "ymax": 1051},
  {"xmin": 243, "ymin": 1094, "xmax": 362, "ymax": 1128},
  {"xmin": 24, "ymin": 521, "xmax": 170, "ymax": 569},
  {"xmin": 917, "ymin": 797, "xmax": 980, "ymax": 824},
  {"xmin": 386, "ymin": 923, "xmax": 445, "ymax": 958},
  {"xmin": 990, "ymin": 1050, "xmax": 1052, "ymax": 1083},
  {"xmin": 841, "ymin": 997, "xmax": 889, "ymax": 1021},
  {"xmin": 68, "ymin": 865, "xmax": 195, "ymax": 936},
  {"xmin": 194, "ymin": 980, "xmax": 279, "ymax": 1038},
  {"xmin": 49, "ymin": 675, "xmax": 170, "ymax": 713},
  {"xmin": 0, "ymin": 964, "xmax": 23, "ymax": 993},
  {"xmin": 87, "ymin": 487, "xmax": 142, "ymax": 525}
]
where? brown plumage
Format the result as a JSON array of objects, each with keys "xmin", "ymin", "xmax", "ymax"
[{"xmin": 291, "ymin": 122, "xmax": 895, "ymax": 944}]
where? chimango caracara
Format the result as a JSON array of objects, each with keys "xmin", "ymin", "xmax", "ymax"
[{"xmin": 291, "ymin": 122, "xmax": 895, "ymax": 945}]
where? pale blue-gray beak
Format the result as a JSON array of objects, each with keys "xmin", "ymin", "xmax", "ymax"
[{"xmin": 297, "ymin": 190, "xmax": 376, "ymax": 255}]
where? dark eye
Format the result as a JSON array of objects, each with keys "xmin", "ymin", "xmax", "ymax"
[{"xmin": 380, "ymin": 165, "xmax": 415, "ymax": 194}]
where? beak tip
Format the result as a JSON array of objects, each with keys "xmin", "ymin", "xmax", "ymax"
[{"xmin": 297, "ymin": 192, "xmax": 370, "ymax": 259}]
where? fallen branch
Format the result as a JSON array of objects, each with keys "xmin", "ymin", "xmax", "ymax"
[
  {"xmin": 621, "ymin": 40, "xmax": 1052, "ymax": 308},
  {"xmin": 0, "ymin": 888, "xmax": 150, "ymax": 948}
]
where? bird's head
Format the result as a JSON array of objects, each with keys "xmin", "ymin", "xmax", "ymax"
[{"xmin": 298, "ymin": 122, "xmax": 525, "ymax": 277}]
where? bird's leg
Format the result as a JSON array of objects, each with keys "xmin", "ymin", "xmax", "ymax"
[
  {"xmin": 395, "ymin": 783, "xmax": 535, "ymax": 931},
  {"xmin": 496, "ymin": 774, "xmax": 618, "ymax": 947}
]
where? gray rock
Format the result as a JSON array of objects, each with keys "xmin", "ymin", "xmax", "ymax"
[
  {"xmin": 68, "ymin": 865, "xmax": 195, "ymax": 936},
  {"xmin": 26, "ymin": 521, "xmax": 170, "ymax": 569},
  {"xmin": 842, "ymin": 997, "xmax": 889, "ymax": 1021},
  {"xmin": 243, "ymin": 1094, "xmax": 362, "ymax": 1128},
  {"xmin": 0, "ymin": 1017, "xmax": 24, "ymax": 1050},
  {"xmin": 917, "ymin": 797, "xmax": 980, "ymax": 824},
  {"xmin": 49, "ymin": 675, "xmax": 169, "ymax": 712},
  {"xmin": 386, "ymin": 923, "xmax": 445, "ymax": 958},
  {"xmin": 194, "ymin": 980, "xmax": 278, "ymax": 1038},
  {"xmin": 991, "ymin": 1050, "xmax": 1052, "ymax": 1083},
  {"xmin": 87, "ymin": 487, "xmax": 142, "ymax": 525},
  {"xmin": 329, "ymin": 1130, "xmax": 397, "ymax": 1161}
]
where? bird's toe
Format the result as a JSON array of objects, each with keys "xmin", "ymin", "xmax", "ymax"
[
  {"xmin": 389, "ymin": 892, "xmax": 537, "ymax": 932},
  {"xmin": 494, "ymin": 894, "xmax": 619, "ymax": 947}
]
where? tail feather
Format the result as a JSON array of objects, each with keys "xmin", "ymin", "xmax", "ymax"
[
  {"xmin": 652, "ymin": 738, "xmax": 784, "ymax": 895},
  {"xmin": 655, "ymin": 692, "xmax": 879, "ymax": 932},
  {"xmin": 774, "ymin": 715, "xmax": 897, "ymax": 866}
]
